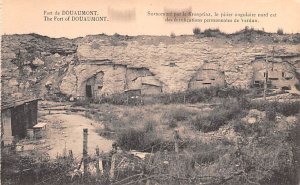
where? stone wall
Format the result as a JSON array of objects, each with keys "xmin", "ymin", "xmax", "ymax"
[
  {"xmin": 75, "ymin": 35, "xmax": 300, "ymax": 93},
  {"xmin": 1, "ymin": 33, "xmax": 300, "ymax": 99},
  {"xmin": 252, "ymin": 59, "xmax": 299, "ymax": 89}
]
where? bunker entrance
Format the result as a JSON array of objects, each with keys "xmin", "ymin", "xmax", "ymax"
[{"xmin": 86, "ymin": 85, "xmax": 93, "ymax": 98}]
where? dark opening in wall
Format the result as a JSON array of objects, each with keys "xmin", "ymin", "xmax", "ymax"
[
  {"xmin": 252, "ymin": 59, "xmax": 298, "ymax": 91},
  {"xmin": 169, "ymin": 62, "xmax": 177, "ymax": 67},
  {"xmin": 282, "ymin": 86, "xmax": 291, "ymax": 90},
  {"xmin": 188, "ymin": 65, "xmax": 225, "ymax": 90},
  {"xmin": 84, "ymin": 71, "xmax": 104, "ymax": 98},
  {"xmin": 86, "ymin": 85, "xmax": 92, "ymax": 98}
]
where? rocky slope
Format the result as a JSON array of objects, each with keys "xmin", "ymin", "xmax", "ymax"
[{"xmin": 1, "ymin": 31, "xmax": 300, "ymax": 100}]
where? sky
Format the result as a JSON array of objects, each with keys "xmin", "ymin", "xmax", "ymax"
[{"xmin": 2, "ymin": 0, "xmax": 300, "ymax": 38}]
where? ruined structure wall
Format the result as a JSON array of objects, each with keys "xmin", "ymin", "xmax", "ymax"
[
  {"xmin": 1, "ymin": 109, "xmax": 13, "ymax": 145},
  {"xmin": 141, "ymin": 85, "xmax": 162, "ymax": 95},
  {"xmin": 189, "ymin": 69, "xmax": 225, "ymax": 89},
  {"xmin": 126, "ymin": 68, "xmax": 152, "ymax": 90},
  {"xmin": 74, "ymin": 64, "xmax": 127, "ymax": 97},
  {"xmin": 252, "ymin": 61, "xmax": 299, "ymax": 89},
  {"xmin": 76, "ymin": 36, "xmax": 300, "ymax": 92},
  {"xmin": 2, "ymin": 34, "xmax": 300, "ymax": 99}
]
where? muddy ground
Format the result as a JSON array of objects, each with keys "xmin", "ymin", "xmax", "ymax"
[{"xmin": 38, "ymin": 110, "xmax": 113, "ymax": 159}]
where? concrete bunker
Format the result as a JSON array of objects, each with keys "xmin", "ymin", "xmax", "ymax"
[
  {"xmin": 77, "ymin": 64, "xmax": 163, "ymax": 100},
  {"xmin": 252, "ymin": 59, "xmax": 297, "ymax": 90},
  {"xmin": 140, "ymin": 76, "xmax": 163, "ymax": 95},
  {"xmin": 126, "ymin": 67, "xmax": 162, "ymax": 95},
  {"xmin": 188, "ymin": 63, "xmax": 225, "ymax": 90},
  {"xmin": 85, "ymin": 71, "xmax": 104, "ymax": 99}
]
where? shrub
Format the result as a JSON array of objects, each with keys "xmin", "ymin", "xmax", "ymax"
[
  {"xmin": 116, "ymin": 128, "xmax": 145, "ymax": 150},
  {"xmin": 1, "ymin": 151, "xmax": 76, "ymax": 185},
  {"xmin": 203, "ymin": 28, "xmax": 221, "ymax": 37},
  {"xmin": 233, "ymin": 120, "xmax": 276, "ymax": 137},
  {"xmin": 113, "ymin": 33, "xmax": 121, "ymax": 37},
  {"xmin": 277, "ymin": 28, "xmax": 284, "ymax": 35},
  {"xmin": 96, "ymin": 125, "xmax": 115, "ymax": 139},
  {"xmin": 266, "ymin": 104, "xmax": 276, "ymax": 121},
  {"xmin": 170, "ymin": 32, "xmax": 176, "ymax": 38},
  {"xmin": 161, "ymin": 107, "xmax": 195, "ymax": 128},
  {"xmin": 89, "ymin": 86, "xmax": 250, "ymax": 106},
  {"xmin": 203, "ymin": 29, "xmax": 213, "ymax": 37},
  {"xmin": 193, "ymin": 27, "xmax": 201, "ymax": 35},
  {"xmin": 168, "ymin": 108, "xmax": 193, "ymax": 121},
  {"xmin": 72, "ymin": 99, "xmax": 90, "ymax": 107},
  {"xmin": 144, "ymin": 119, "xmax": 156, "ymax": 132},
  {"xmin": 275, "ymin": 101, "xmax": 300, "ymax": 116},
  {"xmin": 168, "ymin": 120, "xmax": 178, "ymax": 128},
  {"xmin": 250, "ymin": 100, "xmax": 300, "ymax": 117},
  {"xmin": 116, "ymin": 128, "xmax": 161, "ymax": 151},
  {"xmin": 257, "ymin": 27, "xmax": 266, "ymax": 35},
  {"xmin": 158, "ymin": 86, "xmax": 248, "ymax": 104},
  {"xmin": 99, "ymin": 93, "xmax": 141, "ymax": 105},
  {"xmin": 185, "ymin": 139, "xmax": 230, "ymax": 164},
  {"xmin": 192, "ymin": 102, "xmax": 241, "ymax": 132},
  {"xmin": 185, "ymin": 88, "xmax": 216, "ymax": 103}
]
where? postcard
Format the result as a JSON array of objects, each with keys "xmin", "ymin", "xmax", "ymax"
[{"xmin": 1, "ymin": 0, "xmax": 300, "ymax": 184}]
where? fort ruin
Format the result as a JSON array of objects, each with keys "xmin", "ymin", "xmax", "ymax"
[{"xmin": 1, "ymin": 33, "xmax": 300, "ymax": 100}]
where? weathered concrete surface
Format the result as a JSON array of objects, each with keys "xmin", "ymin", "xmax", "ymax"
[{"xmin": 1, "ymin": 32, "xmax": 300, "ymax": 99}]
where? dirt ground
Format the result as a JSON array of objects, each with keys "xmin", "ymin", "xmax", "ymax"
[{"xmin": 40, "ymin": 112, "xmax": 113, "ymax": 159}]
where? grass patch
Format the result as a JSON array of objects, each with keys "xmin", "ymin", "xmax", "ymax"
[
  {"xmin": 73, "ymin": 86, "xmax": 250, "ymax": 106},
  {"xmin": 191, "ymin": 99, "xmax": 245, "ymax": 132},
  {"xmin": 116, "ymin": 127, "xmax": 162, "ymax": 151},
  {"xmin": 233, "ymin": 120, "xmax": 276, "ymax": 137},
  {"xmin": 250, "ymin": 100, "xmax": 300, "ymax": 117},
  {"xmin": 72, "ymin": 98, "xmax": 91, "ymax": 107},
  {"xmin": 161, "ymin": 107, "xmax": 196, "ymax": 128}
]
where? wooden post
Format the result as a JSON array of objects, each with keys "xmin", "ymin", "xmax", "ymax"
[
  {"xmin": 83, "ymin": 128, "xmax": 88, "ymax": 179},
  {"xmin": 174, "ymin": 130, "xmax": 180, "ymax": 183},
  {"xmin": 110, "ymin": 154, "xmax": 116, "ymax": 180},
  {"xmin": 264, "ymin": 55, "xmax": 268, "ymax": 100},
  {"xmin": 96, "ymin": 146, "xmax": 100, "ymax": 178},
  {"xmin": 271, "ymin": 46, "xmax": 275, "ymax": 70},
  {"xmin": 63, "ymin": 140, "xmax": 67, "ymax": 157},
  {"xmin": 68, "ymin": 150, "xmax": 73, "ymax": 160},
  {"xmin": 174, "ymin": 130, "xmax": 179, "ymax": 154}
]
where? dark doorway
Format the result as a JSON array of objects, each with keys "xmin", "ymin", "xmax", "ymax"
[{"xmin": 86, "ymin": 85, "xmax": 92, "ymax": 98}]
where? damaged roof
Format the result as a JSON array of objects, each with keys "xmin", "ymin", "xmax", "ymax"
[{"xmin": 1, "ymin": 97, "xmax": 40, "ymax": 110}]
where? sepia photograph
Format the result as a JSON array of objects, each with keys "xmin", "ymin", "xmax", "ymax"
[{"xmin": 1, "ymin": 0, "xmax": 300, "ymax": 184}]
